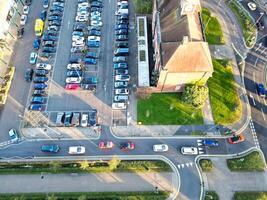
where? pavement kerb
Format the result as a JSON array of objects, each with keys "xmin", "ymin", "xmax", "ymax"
[
  {"xmin": 0, "ymin": 155, "xmax": 180, "ymax": 200},
  {"xmin": 195, "ymin": 147, "xmax": 267, "ymax": 200}
]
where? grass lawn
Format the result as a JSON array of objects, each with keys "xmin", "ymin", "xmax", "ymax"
[
  {"xmin": 233, "ymin": 192, "xmax": 267, "ymax": 200},
  {"xmin": 227, "ymin": 151, "xmax": 265, "ymax": 172},
  {"xmin": 0, "ymin": 160, "xmax": 172, "ymax": 175},
  {"xmin": 199, "ymin": 159, "xmax": 213, "ymax": 172},
  {"xmin": 201, "ymin": 8, "xmax": 225, "ymax": 45},
  {"xmin": 132, "ymin": 0, "xmax": 153, "ymax": 14},
  {"xmin": 0, "ymin": 191, "xmax": 170, "ymax": 200},
  {"xmin": 205, "ymin": 191, "xmax": 219, "ymax": 200},
  {"xmin": 137, "ymin": 93, "xmax": 203, "ymax": 125},
  {"xmin": 228, "ymin": 0, "xmax": 256, "ymax": 48},
  {"xmin": 207, "ymin": 59, "xmax": 242, "ymax": 125}
]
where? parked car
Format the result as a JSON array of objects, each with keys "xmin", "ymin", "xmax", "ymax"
[
  {"xmin": 72, "ymin": 31, "xmax": 84, "ymax": 37},
  {"xmin": 247, "ymin": 2, "xmax": 256, "ymax": 10},
  {"xmin": 50, "ymin": 11, "xmax": 63, "ymax": 16},
  {"xmin": 33, "ymin": 38, "xmax": 41, "ymax": 50},
  {"xmin": 84, "ymin": 58, "xmax": 97, "ymax": 64},
  {"xmin": 23, "ymin": 5, "xmax": 30, "ymax": 14},
  {"xmin": 89, "ymin": 26, "xmax": 101, "ymax": 31},
  {"xmin": 42, "ymin": 47, "xmax": 56, "ymax": 53},
  {"xmin": 31, "ymin": 97, "xmax": 45, "ymax": 104},
  {"xmin": 44, "ymin": 30, "xmax": 58, "ymax": 36},
  {"xmin": 87, "ymin": 40, "xmax": 100, "ymax": 48},
  {"xmin": 29, "ymin": 52, "xmax": 38, "ymax": 64},
  {"xmin": 49, "ymin": 20, "xmax": 61, "ymax": 26},
  {"xmin": 9, "ymin": 128, "xmax": 19, "ymax": 143},
  {"xmin": 55, "ymin": 112, "xmax": 64, "ymax": 126},
  {"xmin": 99, "ymin": 141, "xmax": 114, "ymax": 149},
  {"xmin": 256, "ymin": 20, "xmax": 265, "ymax": 31},
  {"xmin": 180, "ymin": 147, "xmax": 198, "ymax": 155},
  {"xmin": 112, "ymin": 102, "xmax": 126, "ymax": 109},
  {"xmin": 43, "ymin": 0, "xmax": 49, "ymax": 8},
  {"xmin": 65, "ymin": 83, "xmax": 80, "ymax": 90},
  {"xmin": 115, "ymin": 35, "xmax": 128, "ymax": 41},
  {"xmin": 115, "ymin": 75, "xmax": 130, "ymax": 81},
  {"xmin": 85, "ymin": 52, "xmax": 98, "ymax": 59},
  {"xmin": 35, "ymin": 69, "xmax": 49, "ymax": 76},
  {"xmin": 89, "ymin": 29, "xmax": 101, "ymax": 36},
  {"xmin": 40, "ymin": 10, "xmax": 47, "ymax": 21},
  {"xmin": 33, "ymin": 90, "xmax": 47, "ymax": 96},
  {"xmin": 71, "ymin": 46, "xmax": 85, "ymax": 53},
  {"xmin": 200, "ymin": 139, "xmax": 219, "ymax": 147},
  {"xmin": 67, "ymin": 63, "xmax": 82, "ymax": 70},
  {"xmin": 115, "ymin": 29, "xmax": 128, "ymax": 35},
  {"xmin": 24, "ymin": 68, "xmax": 34, "ymax": 82},
  {"xmin": 25, "ymin": 0, "xmax": 32, "ymax": 6},
  {"xmin": 115, "ymin": 24, "xmax": 128, "ymax": 30},
  {"xmin": 115, "ymin": 42, "xmax": 128, "ymax": 48},
  {"xmin": 81, "ymin": 112, "xmax": 88, "ymax": 127},
  {"xmin": 66, "ymin": 77, "xmax": 82, "ymax": 84},
  {"xmin": 39, "ymin": 52, "xmax": 51, "ymax": 59},
  {"xmin": 228, "ymin": 134, "xmax": 245, "ymax": 144},
  {"xmin": 29, "ymin": 104, "xmax": 45, "ymax": 111},
  {"xmin": 82, "ymin": 77, "xmax": 97, "ymax": 84},
  {"xmin": 81, "ymin": 84, "xmax": 96, "ymax": 91},
  {"xmin": 120, "ymin": 142, "xmax": 135, "ymax": 150},
  {"xmin": 113, "ymin": 95, "xmax": 128, "ymax": 102},
  {"xmin": 50, "ymin": 5, "xmax": 63, "ymax": 12},
  {"xmin": 33, "ymin": 76, "xmax": 48, "ymax": 83},
  {"xmin": 47, "ymin": 25, "xmax": 59, "ymax": 32},
  {"xmin": 43, "ymin": 40, "xmax": 56, "ymax": 47},
  {"xmin": 90, "ymin": 20, "xmax": 103, "ymax": 27},
  {"xmin": 71, "ymin": 112, "xmax": 80, "ymax": 126},
  {"xmin": 17, "ymin": 27, "xmax": 24, "ymax": 38},
  {"xmin": 34, "ymin": 83, "xmax": 48, "ymax": 89},
  {"xmin": 256, "ymin": 83, "xmax": 266, "ymax": 97},
  {"xmin": 68, "ymin": 146, "xmax": 85, "ymax": 154},
  {"xmin": 20, "ymin": 15, "xmax": 28, "ymax": 25},
  {"xmin": 67, "ymin": 70, "xmax": 82, "ymax": 77},
  {"xmin": 64, "ymin": 112, "xmax": 73, "ymax": 127},
  {"xmin": 115, "ymin": 88, "xmax": 129, "ymax": 95},
  {"xmin": 113, "ymin": 56, "xmax": 127, "ymax": 63},
  {"xmin": 114, "ymin": 62, "xmax": 128, "ymax": 69},
  {"xmin": 88, "ymin": 109, "xmax": 97, "ymax": 126},
  {"xmin": 88, "ymin": 36, "xmax": 101, "ymax": 42},
  {"xmin": 42, "ymin": 35, "xmax": 57, "ymax": 41},
  {"xmin": 114, "ymin": 81, "xmax": 128, "ymax": 88},
  {"xmin": 115, "ymin": 69, "xmax": 128, "ymax": 75},
  {"xmin": 153, "ymin": 144, "xmax": 169, "ymax": 152},
  {"xmin": 41, "ymin": 144, "xmax": 60, "ymax": 153}
]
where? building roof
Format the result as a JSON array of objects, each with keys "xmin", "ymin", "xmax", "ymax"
[{"xmin": 164, "ymin": 42, "xmax": 213, "ymax": 73}]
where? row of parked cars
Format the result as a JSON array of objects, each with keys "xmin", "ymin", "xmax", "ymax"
[
  {"xmin": 65, "ymin": 0, "xmax": 102, "ymax": 91},
  {"xmin": 112, "ymin": 0, "xmax": 130, "ymax": 110},
  {"xmin": 54, "ymin": 110, "xmax": 98, "ymax": 127},
  {"xmin": 27, "ymin": 0, "xmax": 65, "ymax": 111}
]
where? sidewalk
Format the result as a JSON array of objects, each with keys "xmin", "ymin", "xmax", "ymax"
[
  {"xmin": 202, "ymin": 157, "xmax": 267, "ymax": 200},
  {"xmin": 0, "ymin": 172, "xmax": 175, "ymax": 194}
]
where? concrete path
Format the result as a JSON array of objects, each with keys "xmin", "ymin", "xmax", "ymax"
[
  {"xmin": 0, "ymin": 172, "xmax": 175, "ymax": 194},
  {"xmin": 202, "ymin": 157, "xmax": 267, "ymax": 200}
]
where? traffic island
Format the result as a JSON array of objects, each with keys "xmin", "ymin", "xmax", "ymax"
[
  {"xmin": 0, "ymin": 67, "xmax": 15, "ymax": 106},
  {"xmin": 233, "ymin": 191, "xmax": 267, "ymax": 200},
  {"xmin": 199, "ymin": 159, "xmax": 213, "ymax": 172},
  {"xmin": 205, "ymin": 191, "xmax": 219, "ymax": 200}
]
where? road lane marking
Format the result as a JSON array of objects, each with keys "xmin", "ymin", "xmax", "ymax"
[
  {"xmin": 249, "ymin": 93, "xmax": 256, "ymax": 106},
  {"xmin": 263, "ymin": 98, "xmax": 267, "ymax": 106},
  {"xmin": 67, "ymin": 21, "xmax": 70, "ymax": 29},
  {"xmin": 261, "ymin": 108, "xmax": 266, "ymax": 121}
]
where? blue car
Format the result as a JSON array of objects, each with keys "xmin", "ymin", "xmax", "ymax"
[
  {"xmin": 201, "ymin": 139, "xmax": 219, "ymax": 147},
  {"xmin": 87, "ymin": 41, "xmax": 100, "ymax": 48},
  {"xmin": 40, "ymin": 10, "xmax": 47, "ymax": 21},
  {"xmin": 84, "ymin": 58, "xmax": 97, "ymax": 64},
  {"xmin": 115, "ymin": 29, "xmax": 128, "ymax": 35},
  {"xmin": 257, "ymin": 83, "xmax": 266, "ymax": 97},
  {"xmin": 85, "ymin": 52, "xmax": 98, "ymax": 59},
  {"xmin": 29, "ymin": 104, "xmax": 45, "ymax": 111},
  {"xmin": 33, "ymin": 38, "xmax": 40, "ymax": 50},
  {"xmin": 114, "ymin": 62, "xmax": 128, "ymax": 69},
  {"xmin": 31, "ymin": 97, "xmax": 45, "ymax": 104},
  {"xmin": 34, "ymin": 83, "xmax": 47, "ymax": 89},
  {"xmin": 41, "ymin": 144, "xmax": 60, "ymax": 153},
  {"xmin": 42, "ymin": 35, "xmax": 57, "ymax": 41},
  {"xmin": 43, "ymin": 0, "xmax": 49, "ymax": 9},
  {"xmin": 48, "ymin": 15, "xmax": 62, "ymax": 21},
  {"xmin": 115, "ymin": 24, "xmax": 128, "ymax": 30},
  {"xmin": 33, "ymin": 76, "xmax": 49, "ymax": 83}
]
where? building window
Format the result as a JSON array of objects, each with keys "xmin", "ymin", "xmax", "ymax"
[{"xmin": 139, "ymin": 50, "xmax": 146, "ymax": 62}]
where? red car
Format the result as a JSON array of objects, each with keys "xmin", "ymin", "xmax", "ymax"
[
  {"xmin": 228, "ymin": 134, "xmax": 245, "ymax": 144},
  {"xmin": 99, "ymin": 141, "xmax": 114, "ymax": 149},
  {"xmin": 120, "ymin": 142, "xmax": 135, "ymax": 150},
  {"xmin": 65, "ymin": 83, "xmax": 80, "ymax": 90}
]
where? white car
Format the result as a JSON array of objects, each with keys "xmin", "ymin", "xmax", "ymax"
[
  {"xmin": 20, "ymin": 15, "xmax": 28, "ymax": 25},
  {"xmin": 72, "ymin": 42, "xmax": 85, "ymax": 47},
  {"xmin": 67, "ymin": 63, "xmax": 82, "ymax": 70},
  {"xmin": 66, "ymin": 77, "xmax": 82, "ymax": 84},
  {"xmin": 68, "ymin": 146, "xmax": 85, "ymax": 154},
  {"xmin": 91, "ymin": 15, "xmax": 101, "ymax": 21},
  {"xmin": 81, "ymin": 113, "xmax": 88, "ymax": 127},
  {"xmin": 72, "ymin": 36, "xmax": 84, "ymax": 42},
  {"xmin": 88, "ymin": 36, "xmax": 100, "ymax": 42},
  {"xmin": 77, "ymin": 11, "xmax": 89, "ymax": 16},
  {"xmin": 36, "ymin": 63, "xmax": 52, "ymax": 70},
  {"xmin": 247, "ymin": 2, "xmax": 257, "ymax": 10},
  {"xmin": 23, "ymin": 5, "xmax": 30, "ymax": 14},
  {"xmin": 76, "ymin": 15, "xmax": 88, "ymax": 22},
  {"xmin": 90, "ymin": 20, "xmax": 103, "ymax": 26},
  {"xmin": 71, "ymin": 46, "xmax": 85, "ymax": 53},
  {"xmin": 91, "ymin": 12, "xmax": 101, "ymax": 17},
  {"xmin": 153, "ymin": 144, "xmax": 169, "ymax": 152},
  {"xmin": 78, "ymin": 2, "xmax": 89, "ymax": 7},
  {"xmin": 115, "ymin": 88, "xmax": 129, "ymax": 95},
  {"xmin": 180, "ymin": 147, "xmax": 198, "ymax": 155},
  {"xmin": 115, "ymin": 75, "xmax": 130, "ymax": 81},
  {"xmin": 29, "ymin": 52, "xmax": 37, "ymax": 64},
  {"xmin": 9, "ymin": 128, "xmax": 19, "ymax": 143},
  {"xmin": 112, "ymin": 102, "xmax": 127, "ymax": 109}
]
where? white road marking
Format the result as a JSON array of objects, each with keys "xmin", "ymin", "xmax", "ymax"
[
  {"xmin": 253, "ymin": 71, "xmax": 256, "ymax": 83},
  {"xmin": 67, "ymin": 21, "xmax": 70, "ymax": 29},
  {"xmin": 263, "ymin": 98, "xmax": 267, "ymax": 106},
  {"xmin": 189, "ymin": 162, "xmax": 193, "ymax": 167},
  {"xmin": 186, "ymin": 163, "xmax": 189, "ymax": 167},
  {"xmin": 177, "ymin": 165, "xmax": 180, "ymax": 169},
  {"xmin": 261, "ymin": 108, "xmax": 266, "ymax": 121},
  {"xmin": 249, "ymin": 93, "xmax": 256, "ymax": 106},
  {"xmin": 181, "ymin": 164, "xmax": 184, "ymax": 168}
]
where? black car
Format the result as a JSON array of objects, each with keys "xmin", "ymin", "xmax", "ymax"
[
  {"xmin": 43, "ymin": 40, "xmax": 56, "ymax": 47},
  {"xmin": 33, "ymin": 76, "xmax": 49, "ymax": 83},
  {"xmin": 64, "ymin": 112, "xmax": 73, "ymax": 127},
  {"xmin": 49, "ymin": 20, "xmax": 61, "ymax": 26},
  {"xmin": 89, "ymin": 29, "xmax": 101, "ymax": 36},
  {"xmin": 24, "ymin": 68, "xmax": 33, "ymax": 82},
  {"xmin": 115, "ymin": 42, "xmax": 128, "ymax": 48},
  {"xmin": 67, "ymin": 70, "xmax": 82, "ymax": 77},
  {"xmin": 17, "ymin": 27, "xmax": 24, "ymax": 38},
  {"xmin": 88, "ymin": 109, "xmax": 97, "ymax": 126},
  {"xmin": 35, "ymin": 69, "xmax": 49, "ymax": 76},
  {"xmin": 42, "ymin": 47, "xmax": 56, "ymax": 53},
  {"xmin": 81, "ymin": 84, "xmax": 96, "ymax": 91},
  {"xmin": 256, "ymin": 20, "xmax": 264, "ymax": 31},
  {"xmin": 33, "ymin": 90, "xmax": 47, "ymax": 96}
]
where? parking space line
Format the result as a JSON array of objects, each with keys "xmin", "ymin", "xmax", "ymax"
[{"xmin": 261, "ymin": 108, "xmax": 266, "ymax": 121}]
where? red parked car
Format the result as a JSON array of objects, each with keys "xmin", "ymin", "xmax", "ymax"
[
  {"xmin": 65, "ymin": 83, "xmax": 80, "ymax": 90},
  {"xmin": 99, "ymin": 141, "xmax": 114, "ymax": 149},
  {"xmin": 120, "ymin": 142, "xmax": 135, "ymax": 150},
  {"xmin": 228, "ymin": 134, "xmax": 245, "ymax": 144}
]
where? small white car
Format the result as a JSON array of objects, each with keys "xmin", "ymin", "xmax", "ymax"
[
  {"xmin": 23, "ymin": 5, "xmax": 30, "ymax": 14},
  {"xmin": 91, "ymin": 12, "xmax": 101, "ymax": 17},
  {"xmin": 180, "ymin": 147, "xmax": 198, "ymax": 155},
  {"xmin": 153, "ymin": 144, "xmax": 169, "ymax": 152},
  {"xmin": 72, "ymin": 36, "xmax": 84, "ymax": 42},
  {"xmin": 81, "ymin": 113, "xmax": 88, "ymax": 127},
  {"xmin": 76, "ymin": 15, "xmax": 88, "ymax": 22},
  {"xmin": 247, "ymin": 2, "xmax": 257, "ymax": 10},
  {"xmin": 115, "ymin": 88, "xmax": 129, "ymax": 95},
  {"xmin": 65, "ymin": 77, "xmax": 82, "ymax": 84},
  {"xmin": 20, "ymin": 15, "xmax": 28, "ymax": 25},
  {"xmin": 88, "ymin": 36, "xmax": 100, "ymax": 42},
  {"xmin": 112, "ymin": 102, "xmax": 127, "ymax": 109},
  {"xmin": 68, "ymin": 146, "xmax": 85, "ymax": 154},
  {"xmin": 9, "ymin": 128, "xmax": 19, "ymax": 143},
  {"xmin": 72, "ymin": 42, "xmax": 85, "ymax": 47},
  {"xmin": 29, "ymin": 52, "xmax": 37, "ymax": 64},
  {"xmin": 78, "ymin": 2, "xmax": 89, "ymax": 7},
  {"xmin": 67, "ymin": 63, "xmax": 82, "ymax": 70},
  {"xmin": 36, "ymin": 63, "xmax": 52, "ymax": 70},
  {"xmin": 90, "ymin": 20, "xmax": 103, "ymax": 27}
]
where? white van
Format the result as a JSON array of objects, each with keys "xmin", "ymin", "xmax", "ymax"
[
  {"xmin": 180, "ymin": 147, "xmax": 198, "ymax": 155},
  {"xmin": 153, "ymin": 144, "xmax": 169, "ymax": 152}
]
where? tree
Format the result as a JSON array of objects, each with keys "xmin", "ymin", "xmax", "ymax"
[
  {"xmin": 49, "ymin": 161, "xmax": 61, "ymax": 172},
  {"xmin": 47, "ymin": 194, "xmax": 57, "ymax": 200},
  {"xmin": 78, "ymin": 195, "xmax": 87, "ymax": 200},
  {"xmin": 79, "ymin": 160, "xmax": 89, "ymax": 170},
  {"xmin": 182, "ymin": 84, "xmax": 209, "ymax": 108},
  {"xmin": 108, "ymin": 156, "xmax": 121, "ymax": 170}
]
